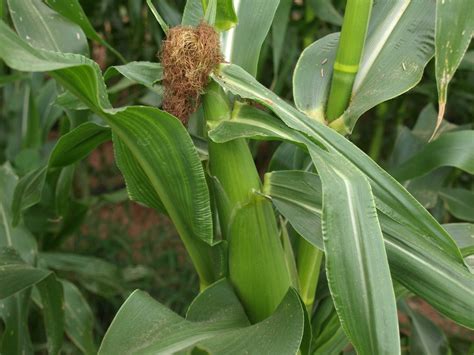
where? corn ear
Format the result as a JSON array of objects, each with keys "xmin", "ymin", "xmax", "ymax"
[{"xmin": 203, "ymin": 82, "xmax": 291, "ymax": 322}]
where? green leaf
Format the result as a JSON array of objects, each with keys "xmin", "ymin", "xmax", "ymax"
[
  {"xmin": 390, "ymin": 105, "xmax": 438, "ymax": 167},
  {"xmin": 311, "ymin": 297, "xmax": 348, "ymax": 355},
  {"xmin": 38, "ymin": 80, "xmax": 64, "ymax": 140},
  {"xmin": 309, "ymin": 149, "xmax": 399, "ymax": 354},
  {"xmin": 203, "ymin": 0, "xmax": 238, "ymax": 32},
  {"xmin": 0, "ymin": 247, "xmax": 50, "ymax": 299},
  {"xmin": 54, "ymin": 164, "xmax": 76, "ymax": 216},
  {"xmin": 399, "ymin": 300, "xmax": 448, "ymax": 355},
  {"xmin": 185, "ymin": 279, "xmax": 249, "ymax": 325},
  {"xmin": 99, "ymin": 280, "xmax": 305, "ymax": 354},
  {"xmin": 392, "ymin": 131, "xmax": 474, "ymax": 181},
  {"xmin": 298, "ymin": 291, "xmax": 313, "ymax": 355},
  {"xmin": 271, "ymin": 0, "xmax": 292, "ymax": 76},
  {"xmin": 211, "ymin": 104, "xmax": 474, "ymax": 327},
  {"xmin": 212, "ymin": 104, "xmax": 399, "ymax": 350},
  {"xmin": 205, "ymin": 287, "xmax": 304, "ymax": 355},
  {"xmin": 0, "ymin": 21, "xmax": 216, "ymax": 283},
  {"xmin": 182, "ymin": 0, "xmax": 204, "ymax": 27},
  {"xmin": 11, "ymin": 122, "xmax": 109, "ymax": 224},
  {"xmin": 61, "ymin": 280, "xmax": 97, "ymax": 355},
  {"xmin": 308, "ymin": 0, "xmax": 343, "ymax": 26},
  {"xmin": 443, "ymin": 223, "xmax": 474, "ymax": 256},
  {"xmin": 112, "ymin": 133, "xmax": 166, "ymax": 213},
  {"xmin": 204, "ymin": 0, "xmax": 217, "ymax": 26},
  {"xmin": 404, "ymin": 169, "xmax": 450, "ymax": 210},
  {"xmin": 155, "ymin": 1, "xmax": 181, "ymax": 27},
  {"xmin": 280, "ymin": 220, "xmax": 300, "ymax": 291},
  {"xmin": 44, "ymin": 0, "xmax": 125, "ymax": 62},
  {"xmin": 36, "ymin": 274, "xmax": 65, "ymax": 355},
  {"xmin": 221, "ymin": 0, "xmax": 279, "ymax": 76},
  {"xmin": 55, "ymin": 90, "xmax": 89, "ymax": 110},
  {"xmin": 434, "ymin": 0, "xmax": 474, "ymax": 131},
  {"xmin": 264, "ymin": 170, "xmax": 474, "ymax": 328},
  {"xmin": 49, "ymin": 122, "xmax": 111, "ymax": 168},
  {"xmin": 40, "ymin": 252, "xmax": 124, "ymax": 297},
  {"xmin": 0, "ymin": 169, "xmax": 38, "ymax": 354},
  {"xmin": 103, "ymin": 61, "xmax": 163, "ymax": 89},
  {"xmin": 439, "ymin": 188, "xmax": 474, "ymax": 222},
  {"xmin": 293, "ymin": 33, "xmax": 339, "ymax": 122},
  {"xmin": 106, "ymin": 107, "xmax": 214, "ymax": 245},
  {"xmin": 10, "ymin": 166, "xmax": 47, "ymax": 226},
  {"xmin": 0, "ymin": 165, "xmax": 39, "ymax": 262},
  {"xmin": 0, "ymin": 164, "xmax": 18, "ymax": 213},
  {"xmin": 378, "ymin": 215, "xmax": 474, "ymax": 328},
  {"xmin": 264, "ymin": 170, "xmax": 324, "ymax": 250},
  {"xmin": 0, "ymin": 291, "xmax": 33, "ymax": 355},
  {"xmin": 146, "ymin": 0, "xmax": 169, "ymax": 34},
  {"xmin": 7, "ymin": 0, "xmax": 88, "ymax": 55},
  {"xmin": 211, "ymin": 64, "xmax": 463, "ymax": 263},
  {"xmin": 411, "ymin": 104, "xmax": 441, "ymax": 143},
  {"xmin": 269, "ymin": 142, "xmax": 312, "ymax": 172},
  {"xmin": 0, "ymin": 72, "xmax": 28, "ymax": 88},
  {"xmin": 0, "ymin": 25, "xmax": 212, "ymax": 240},
  {"xmin": 22, "ymin": 84, "xmax": 42, "ymax": 149},
  {"xmin": 294, "ymin": 0, "xmax": 436, "ymax": 131}
]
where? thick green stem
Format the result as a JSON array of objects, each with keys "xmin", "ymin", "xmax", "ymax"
[
  {"xmin": 297, "ymin": 237, "xmax": 323, "ymax": 314},
  {"xmin": 203, "ymin": 81, "xmax": 291, "ymax": 323},
  {"xmin": 326, "ymin": 0, "xmax": 372, "ymax": 122}
]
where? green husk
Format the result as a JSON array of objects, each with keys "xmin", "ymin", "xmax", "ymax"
[{"xmin": 203, "ymin": 82, "xmax": 291, "ymax": 322}]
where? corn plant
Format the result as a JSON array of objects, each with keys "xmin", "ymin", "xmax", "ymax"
[{"xmin": 0, "ymin": 0, "xmax": 473, "ymax": 354}]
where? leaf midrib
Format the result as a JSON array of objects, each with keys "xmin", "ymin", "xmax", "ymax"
[{"xmin": 30, "ymin": 0, "xmax": 61, "ymax": 52}]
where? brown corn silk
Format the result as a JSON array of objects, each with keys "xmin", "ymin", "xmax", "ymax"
[{"xmin": 160, "ymin": 23, "xmax": 222, "ymax": 124}]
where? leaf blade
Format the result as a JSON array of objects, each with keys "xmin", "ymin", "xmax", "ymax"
[
  {"xmin": 309, "ymin": 149, "xmax": 399, "ymax": 354},
  {"xmin": 212, "ymin": 63, "xmax": 463, "ymax": 262},
  {"xmin": 0, "ymin": 247, "xmax": 50, "ymax": 299},
  {"xmin": 434, "ymin": 0, "xmax": 474, "ymax": 131}
]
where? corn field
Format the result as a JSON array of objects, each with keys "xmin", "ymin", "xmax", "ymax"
[{"xmin": 0, "ymin": 0, "xmax": 473, "ymax": 354}]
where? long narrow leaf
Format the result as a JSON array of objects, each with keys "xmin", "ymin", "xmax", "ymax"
[
  {"xmin": 439, "ymin": 188, "xmax": 474, "ymax": 223},
  {"xmin": 61, "ymin": 280, "xmax": 97, "ymax": 355},
  {"xmin": 309, "ymin": 148, "xmax": 399, "ymax": 353},
  {"xmin": 45, "ymin": 0, "xmax": 125, "ymax": 62},
  {"xmin": 0, "ymin": 247, "xmax": 50, "ymax": 299},
  {"xmin": 393, "ymin": 131, "xmax": 474, "ymax": 181},
  {"xmin": 210, "ymin": 112, "xmax": 474, "ymax": 327},
  {"xmin": 103, "ymin": 61, "xmax": 163, "ymax": 88},
  {"xmin": 211, "ymin": 63, "xmax": 463, "ymax": 262},
  {"xmin": 221, "ymin": 0, "xmax": 279, "ymax": 76},
  {"xmin": 434, "ymin": 0, "xmax": 474, "ymax": 132},
  {"xmin": 0, "ymin": 20, "xmax": 216, "ymax": 283},
  {"xmin": 49, "ymin": 122, "xmax": 111, "ymax": 168},
  {"xmin": 36, "ymin": 275, "xmax": 65, "ymax": 355},
  {"xmin": 8, "ymin": 0, "xmax": 88, "ymax": 55}
]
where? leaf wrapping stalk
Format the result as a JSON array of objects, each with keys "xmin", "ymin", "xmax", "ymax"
[
  {"xmin": 203, "ymin": 82, "xmax": 291, "ymax": 323},
  {"xmin": 297, "ymin": 237, "xmax": 323, "ymax": 314}
]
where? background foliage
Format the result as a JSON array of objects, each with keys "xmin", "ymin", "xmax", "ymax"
[{"xmin": 0, "ymin": 0, "xmax": 473, "ymax": 354}]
